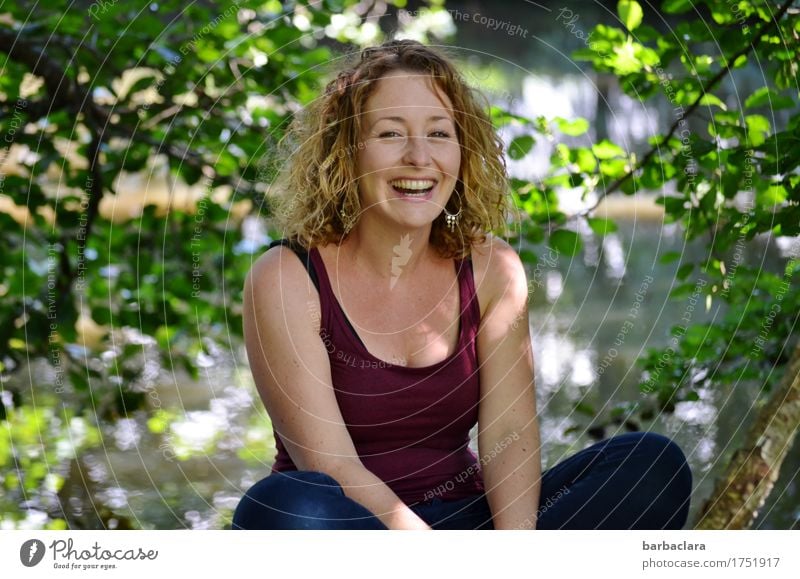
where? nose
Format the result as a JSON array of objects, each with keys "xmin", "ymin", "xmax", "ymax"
[{"xmin": 402, "ymin": 135, "xmax": 432, "ymax": 166}]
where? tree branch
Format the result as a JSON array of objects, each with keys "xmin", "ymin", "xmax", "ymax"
[
  {"xmin": 0, "ymin": 27, "xmax": 79, "ymax": 117},
  {"xmin": 694, "ymin": 338, "xmax": 800, "ymax": 529},
  {"xmin": 2, "ymin": 25, "xmax": 260, "ymax": 207},
  {"xmin": 579, "ymin": 0, "xmax": 796, "ymax": 217}
]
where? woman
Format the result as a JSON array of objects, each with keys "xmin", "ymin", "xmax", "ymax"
[{"xmin": 233, "ymin": 40, "xmax": 692, "ymax": 530}]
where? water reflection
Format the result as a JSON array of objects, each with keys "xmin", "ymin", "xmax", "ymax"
[{"xmin": 525, "ymin": 218, "xmax": 797, "ymax": 529}]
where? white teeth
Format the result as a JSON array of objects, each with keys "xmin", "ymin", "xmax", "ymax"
[{"xmin": 390, "ymin": 179, "xmax": 436, "ymax": 190}]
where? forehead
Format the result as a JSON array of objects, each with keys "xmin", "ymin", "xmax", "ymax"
[{"xmin": 361, "ymin": 70, "xmax": 455, "ymax": 117}]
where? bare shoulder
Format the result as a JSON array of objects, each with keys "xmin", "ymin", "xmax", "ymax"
[
  {"xmin": 244, "ymin": 244, "xmax": 320, "ymax": 333},
  {"xmin": 470, "ymin": 233, "xmax": 528, "ymax": 316},
  {"xmin": 248, "ymin": 244, "xmax": 308, "ymax": 280}
]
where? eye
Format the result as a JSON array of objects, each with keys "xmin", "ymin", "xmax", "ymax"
[
  {"xmin": 379, "ymin": 131, "xmax": 403, "ymax": 138},
  {"xmin": 429, "ymin": 130, "xmax": 452, "ymax": 139}
]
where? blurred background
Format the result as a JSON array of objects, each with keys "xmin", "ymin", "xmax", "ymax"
[{"xmin": 1, "ymin": 0, "xmax": 798, "ymax": 529}]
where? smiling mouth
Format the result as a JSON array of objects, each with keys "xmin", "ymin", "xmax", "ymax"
[{"xmin": 389, "ymin": 178, "xmax": 437, "ymax": 196}]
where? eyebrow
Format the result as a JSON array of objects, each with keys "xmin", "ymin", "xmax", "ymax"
[{"xmin": 371, "ymin": 115, "xmax": 454, "ymax": 125}]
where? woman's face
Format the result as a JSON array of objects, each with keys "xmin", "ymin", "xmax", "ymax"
[{"xmin": 354, "ymin": 69, "xmax": 461, "ymax": 231}]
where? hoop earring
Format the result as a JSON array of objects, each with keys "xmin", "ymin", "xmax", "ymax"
[
  {"xmin": 444, "ymin": 203, "xmax": 462, "ymax": 233},
  {"xmin": 339, "ymin": 193, "xmax": 360, "ymax": 235},
  {"xmin": 339, "ymin": 207, "xmax": 355, "ymax": 235}
]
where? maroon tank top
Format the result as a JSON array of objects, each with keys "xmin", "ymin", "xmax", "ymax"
[{"xmin": 271, "ymin": 243, "xmax": 484, "ymax": 505}]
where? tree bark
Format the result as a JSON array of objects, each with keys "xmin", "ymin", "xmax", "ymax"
[{"xmin": 694, "ymin": 340, "xmax": 800, "ymax": 529}]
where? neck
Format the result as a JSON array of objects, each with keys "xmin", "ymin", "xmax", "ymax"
[{"xmin": 340, "ymin": 216, "xmax": 437, "ymax": 285}]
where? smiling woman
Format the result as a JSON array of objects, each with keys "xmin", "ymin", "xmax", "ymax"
[
  {"xmin": 233, "ymin": 39, "xmax": 692, "ymax": 530},
  {"xmin": 352, "ymin": 69, "xmax": 462, "ymax": 236},
  {"xmin": 268, "ymin": 40, "xmax": 509, "ymax": 259}
]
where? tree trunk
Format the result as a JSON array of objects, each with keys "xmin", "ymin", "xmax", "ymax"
[{"xmin": 693, "ymin": 340, "xmax": 800, "ymax": 529}]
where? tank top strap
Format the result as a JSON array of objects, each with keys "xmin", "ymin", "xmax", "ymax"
[
  {"xmin": 456, "ymin": 255, "xmax": 480, "ymax": 341},
  {"xmin": 307, "ymin": 246, "xmax": 368, "ymax": 348},
  {"xmin": 267, "ymin": 238, "xmax": 319, "ymax": 292}
]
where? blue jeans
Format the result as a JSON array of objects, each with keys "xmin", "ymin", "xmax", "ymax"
[{"xmin": 232, "ymin": 432, "xmax": 692, "ymax": 530}]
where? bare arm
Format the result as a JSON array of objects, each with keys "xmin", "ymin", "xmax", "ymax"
[
  {"xmin": 475, "ymin": 238, "xmax": 541, "ymax": 529},
  {"xmin": 243, "ymin": 246, "xmax": 430, "ymax": 530}
]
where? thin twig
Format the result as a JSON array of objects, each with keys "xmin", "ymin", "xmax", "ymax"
[{"xmin": 578, "ymin": 0, "xmax": 795, "ymax": 217}]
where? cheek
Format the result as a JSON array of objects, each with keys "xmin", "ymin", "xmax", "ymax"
[
  {"xmin": 356, "ymin": 145, "xmax": 387, "ymax": 175},
  {"xmin": 447, "ymin": 145, "xmax": 462, "ymax": 177},
  {"xmin": 355, "ymin": 150, "xmax": 373, "ymax": 179}
]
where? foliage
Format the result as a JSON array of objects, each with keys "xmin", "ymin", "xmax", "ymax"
[
  {"xmin": 0, "ymin": 390, "xmax": 99, "ymax": 528},
  {"xmin": 501, "ymin": 0, "xmax": 799, "ymax": 429}
]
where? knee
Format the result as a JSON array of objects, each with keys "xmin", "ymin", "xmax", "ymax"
[
  {"xmin": 623, "ymin": 432, "xmax": 693, "ymax": 526},
  {"xmin": 631, "ymin": 432, "xmax": 692, "ymax": 490},
  {"xmin": 232, "ymin": 470, "xmax": 344, "ymax": 530}
]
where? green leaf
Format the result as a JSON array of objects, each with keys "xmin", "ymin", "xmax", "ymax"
[
  {"xmin": 669, "ymin": 282, "xmax": 696, "ymax": 299},
  {"xmin": 524, "ymin": 226, "xmax": 545, "ymax": 244},
  {"xmin": 618, "ymin": 0, "xmax": 644, "ymax": 31},
  {"xmin": 155, "ymin": 325, "xmax": 178, "ymax": 350},
  {"xmin": 68, "ymin": 368, "xmax": 90, "ymax": 392},
  {"xmin": 659, "ymin": 251, "xmax": 682, "ymax": 264},
  {"xmin": 609, "ymin": 42, "xmax": 643, "ymax": 75},
  {"xmin": 662, "ymin": 0, "xmax": 694, "ymax": 14},
  {"xmin": 676, "ymin": 263, "xmax": 694, "ymax": 280},
  {"xmin": 554, "ymin": 117, "xmax": 590, "ymax": 137},
  {"xmin": 509, "ymin": 135, "xmax": 535, "ymax": 160},
  {"xmin": 745, "ymin": 115, "xmax": 770, "ymax": 146},
  {"xmin": 587, "ymin": 216, "xmax": 618, "ymax": 235},
  {"xmin": 599, "ymin": 158, "xmax": 628, "ymax": 179},
  {"xmin": 572, "ymin": 148, "xmax": 597, "ymax": 173},
  {"xmin": 732, "ymin": 54, "xmax": 748, "ymax": 68},
  {"xmin": 490, "ymin": 106, "xmax": 533, "ymax": 128},
  {"xmin": 519, "ymin": 249, "xmax": 538, "ymax": 265},
  {"xmin": 574, "ymin": 401, "xmax": 597, "ymax": 417},
  {"xmin": 592, "ymin": 140, "xmax": 625, "ymax": 159},
  {"xmin": 548, "ymin": 229, "xmax": 582, "ymax": 257},
  {"xmin": 698, "ymin": 93, "xmax": 727, "ymax": 110},
  {"xmin": 744, "ymin": 87, "xmax": 796, "ymax": 110},
  {"xmin": 759, "ymin": 184, "xmax": 787, "ymax": 205},
  {"xmin": 658, "ymin": 195, "xmax": 687, "ymax": 214},
  {"xmin": 146, "ymin": 410, "xmax": 173, "ymax": 435}
]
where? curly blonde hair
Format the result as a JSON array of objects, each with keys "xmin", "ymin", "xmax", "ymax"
[{"xmin": 267, "ymin": 39, "xmax": 510, "ymax": 259}]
